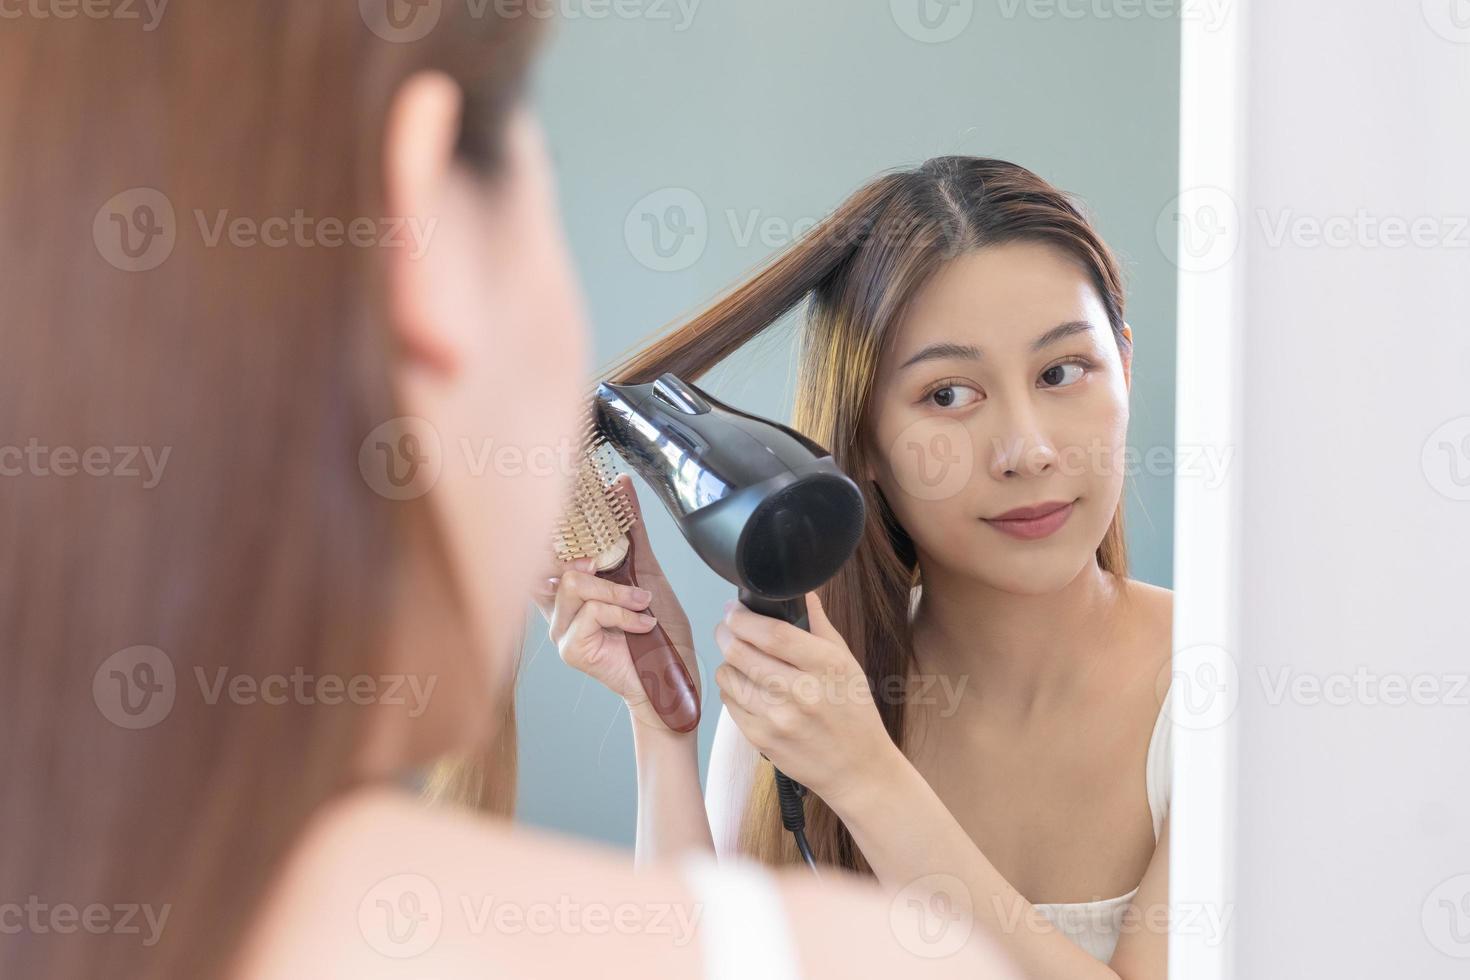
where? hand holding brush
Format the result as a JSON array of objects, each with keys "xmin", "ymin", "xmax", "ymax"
[{"xmin": 538, "ymin": 455, "xmax": 701, "ymax": 733}]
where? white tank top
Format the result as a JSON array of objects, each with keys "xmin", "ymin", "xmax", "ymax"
[
  {"xmin": 1031, "ymin": 679, "xmax": 1174, "ymax": 962},
  {"xmin": 682, "ymin": 854, "xmax": 802, "ymax": 980}
]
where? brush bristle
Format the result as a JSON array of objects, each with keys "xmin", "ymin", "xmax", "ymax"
[{"xmin": 552, "ymin": 407, "xmax": 636, "ymax": 567}]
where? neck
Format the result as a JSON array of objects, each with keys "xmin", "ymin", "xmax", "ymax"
[
  {"xmin": 353, "ymin": 520, "xmax": 498, "ymax": 781},
  {"xmin": 910, "ymin": 554, "xmax": 1129, "ymax": 714}
]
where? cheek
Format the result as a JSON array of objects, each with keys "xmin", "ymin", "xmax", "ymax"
[
  {"xmin": 1056, "ymin": 387, "xmax": 1129, "ymax": 488},
  {"xmin": 871, "ymin": 407, "xmax": 981, "ymax": 509},
  {"xmin": 486, "ymin": 259, "xmax": 589, "ymax": 594},
  {"xmin": 870, "ymin": 415, "xmax": 980, "ymax": 554},
  {"xmin": 448, "ymin": 210, "xmax": 590, "ymax": 637}
]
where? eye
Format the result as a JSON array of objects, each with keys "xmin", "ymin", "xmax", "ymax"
[
  {"xmin": 1039, "ymin": 359, "xmax": 1091, "ymax": 388},
  {"xmin": 923, "ymin": 381, "xmax": 981, "ymax": 410}
]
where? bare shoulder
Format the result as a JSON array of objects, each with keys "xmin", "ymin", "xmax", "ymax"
[
  {"xmin": 1119, "ymin": 578, "xmax": 1173, "ymax": 699},
  {"xmin": 233, "ymin": 787, "xmax": 703, "ymax": 980},
  {"xmin": 235, "ymin": 787, "xmax": 1022, "ymax": 980},
  {"xmin": 1124, "ymin": 577, "xmax": 1173, "ymax": 621}
]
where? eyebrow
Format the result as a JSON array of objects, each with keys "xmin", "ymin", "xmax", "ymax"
[{"xmin": 897, "ymin": 320, "xmax": 1097, "ymax": 370}]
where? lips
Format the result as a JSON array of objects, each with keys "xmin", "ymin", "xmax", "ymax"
[
  {"xmin": 988, "ymin": 500, "xmax": 1074, "ymax": 522},
  {"xmin": 982, "ymin": 499, "xmax": 1076, "ymax": 541}
]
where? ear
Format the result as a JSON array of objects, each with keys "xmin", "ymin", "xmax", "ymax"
[
  {"xmin": 383, "ymin": 71, "xmax": 464, "ymax": 377},
  {"xmin": 1120, "ymin": 321, "xmax": 1134, "ymax": 392}
]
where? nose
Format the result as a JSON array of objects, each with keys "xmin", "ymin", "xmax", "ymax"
[{"xmin": 985, "ymin": 395, "xmax": 1060, "ymax": 480}]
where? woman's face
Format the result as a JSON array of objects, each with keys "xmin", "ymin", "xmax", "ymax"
[{"xmin": 865, "ymin": 240, "xmax": 1131, "ymax": 595}]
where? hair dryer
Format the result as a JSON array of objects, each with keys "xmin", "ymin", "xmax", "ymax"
[{"xmin": 592, "ymin": 372, "xmax": 866, "ymax": 870}]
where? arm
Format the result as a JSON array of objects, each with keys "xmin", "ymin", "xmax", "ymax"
[
  {"xmin": 629, "ymin": 714, "xmax": 714, "ymax": 867},
  {"xmin": 632, "ymin": 687, "xmax": 767, "ymax": 866},
  {"xmin": 714, "ymin": 591, "xmax": 1168, "ymax": 980},
  {"xmin": 1104, "ymin": 817, "xmax": 1169, "ymax": 978}
]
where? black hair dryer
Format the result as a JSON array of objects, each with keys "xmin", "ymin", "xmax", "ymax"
[{"xmin": 593, "ymin": 372, "xmax": 866, "ymax": 870}]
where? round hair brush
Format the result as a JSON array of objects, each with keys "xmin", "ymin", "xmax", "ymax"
[{"xmin": 551, "ymin": 413, "xmax": 701, "ymax": 733}]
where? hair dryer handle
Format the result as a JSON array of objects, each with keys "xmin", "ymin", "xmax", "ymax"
[
  {"xmin": 737, "ymin": 590, "xmax": 815, "ymax": 852},
  {"xmin": 736, "ymin": 589, "xmax": 809, "ymax": 631}
]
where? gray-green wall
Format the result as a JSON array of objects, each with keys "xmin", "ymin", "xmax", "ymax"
[{"xmin": 519, "ymin": 1, "xmax": 1179, "ymax": 846}]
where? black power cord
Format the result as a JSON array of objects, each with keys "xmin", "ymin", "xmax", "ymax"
[{"xmin": 774, "ymin": 768, "xmax": 818, "ymax": 874}]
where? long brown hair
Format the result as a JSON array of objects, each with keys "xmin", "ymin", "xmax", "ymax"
[
  {"xmin": 601, "ymin": 157, "xmax": 1132, "ymax": 872},
  {"xmin": 1, "ymin": 5, "xmax": 544, "ymax": 978}
]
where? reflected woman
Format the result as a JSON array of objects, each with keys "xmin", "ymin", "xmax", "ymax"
[{"xmin": 543, "ymin": 158, "xmax": 1173, "ymax": 979}]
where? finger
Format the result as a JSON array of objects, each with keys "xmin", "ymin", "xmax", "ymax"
[
  {"xmin": 531, "ymin": 537, "xmax": 589, "ymax": 594},
  {"xmin": 804, "ymin": 590, "xmax": 842, "ymax": 644},
  {"xmin": 718, "ymin": 694, "xmax": 768, "ymax": 750},
  {"xmin": 714, "ymin": 621, "xmax": 798, "ymax": 688},
  {"xmin": 721, "ymin": 601, "xmax": 821, "ymax": 670},
  {"xmin": 530, "ymin": 580, "xmax": 555, "ymax": 620},
  {"xmin": 550, "ymin": 569, "xmax": 653, "ymax": 640},
  {"xmin": 530, "ymin": 556, "xmax": 589, "ymax": 619},
  {"xmin": 561, "ymin": 600, "xmax": 659, "ymax": 663},
  {"xmin": 713, "ymin": 662, "xmax": 768, "ymax": 714}
]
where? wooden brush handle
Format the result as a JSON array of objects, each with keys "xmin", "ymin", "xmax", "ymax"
[{"xmin": 598, "ymin": 533, "xmax": 701, "ymax": 733}]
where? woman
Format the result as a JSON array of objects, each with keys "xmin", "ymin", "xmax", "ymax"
[
  {"xmin": 0, "ymin": 6, "xmax": 1019, "ymax": 980},
  {"xmin": 542, "ymin": 158, "xmax": 1173, "ymax": 979}
]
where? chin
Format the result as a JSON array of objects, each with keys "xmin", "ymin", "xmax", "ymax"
[
  {"xmin": 965, "ymin": 547, "xmax": 1095, "ymax": 596},
  {"xmin": 974, "ymin": 566, "xmax": 1077, "ymax": 596}
]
